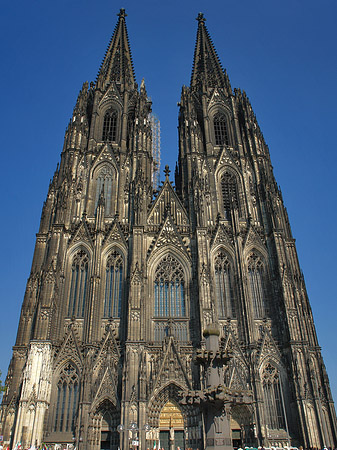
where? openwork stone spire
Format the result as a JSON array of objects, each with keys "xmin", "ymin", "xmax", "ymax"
[
  {"xmin": 96, "ymin": 8, "xmax": 136, "ymax": 90},
  {"xmin": 191, "ymin": 13, "xmax": 231, "ymax": 92}
]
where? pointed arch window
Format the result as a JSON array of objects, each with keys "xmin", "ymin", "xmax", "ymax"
[
  {"xmin": 95, "ymin": 165, "xmax": 113, "ymax": 215},
  {"xmin": 104, "ymin": 251, "xmax": 123, "ymax": 318},
  {"xmin": 154, "ymin": 254, "xmax": 186, "ymax": 318},
  {"xmin": 68, "ymin": 250, "xmax": 89, "ymax": 318},
  {"xmin": 54, "ymin": 362, "xmax": 79, "ymax": 433},
  {"xmin": 214, "ymin": 251, "xmax": 236, "ymax": 318},
  {"xmin": 262, "ymin": 363, "xmax": 286, "ymax": 430},
  {"xmin": 102, "ymin": 109, "xmax": 118, "ymax": 142},
  {"xmin": 221, "ymin": 171, "xmax": 240, "ymax": 218},
  {"xmin": 214, "ymin": 113, "xmax": 229, "ymax": 146},
  {"xmin": 247, "ymin": 253, "xmax": 266, "ymax": 319}
]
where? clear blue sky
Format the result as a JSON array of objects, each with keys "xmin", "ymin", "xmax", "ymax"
[{"xmin": 1, "ymin": 0, "xmax": 337, "ymax": 403}]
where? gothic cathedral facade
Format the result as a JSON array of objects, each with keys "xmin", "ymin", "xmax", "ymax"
[{"xmin": 1, "ymin": 10, "xmax": 336, "ymax": 450}]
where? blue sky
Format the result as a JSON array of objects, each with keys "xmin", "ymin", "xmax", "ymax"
[{"xmin": 1, "ymin": 0, "xmax": 337, "ymax": 402}]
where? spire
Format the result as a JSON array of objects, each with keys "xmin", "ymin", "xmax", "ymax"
[
  {"xmin": 96, "ymin": 9, "xmax": 136, "ymax": 90},
  {"xmin": 190, "ymin": 13, "xmax": 230, "ymax": 92}
]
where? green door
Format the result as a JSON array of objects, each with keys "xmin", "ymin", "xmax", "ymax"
[
  {"xmin": 174, "ymin": 430, "xmax": 185, "ymax": 450},
  {"xmin": 160, "ymin": 430, "xmax": 170, "ymax": 450}
]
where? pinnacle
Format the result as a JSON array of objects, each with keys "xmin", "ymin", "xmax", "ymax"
[
  {"xmin": 96, "ymin": 9, "xmax": 136, "ymax": 90},
  {"xmin": 190, "ymin": 14, "xmax": 231, "ymax": 93}
]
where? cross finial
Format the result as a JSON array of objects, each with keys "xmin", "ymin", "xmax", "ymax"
[
  {"xmin": 117, "ymin": 8, "xmax": 127, "ymax": 19},
  {"xmin": 196, "ymin": 12, "xmax": 206, "ymax": 24},
  {"xmin": 164, "ymin": 165, "xmax": 171, "ymax": 179}
]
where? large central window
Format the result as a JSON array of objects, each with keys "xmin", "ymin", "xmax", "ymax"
[{"xmin": 154, "ymin": 254, "xmax": 186, "ymax": 318}]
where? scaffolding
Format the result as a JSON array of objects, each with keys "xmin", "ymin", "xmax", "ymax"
[{"xmin": 150, "ymin": 112, "xmax": 161, "ymax": 191}]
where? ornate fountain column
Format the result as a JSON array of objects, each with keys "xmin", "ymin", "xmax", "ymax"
[{"xmin": 180, "ymin": 325, "xmax": 252, "ymax": 450}]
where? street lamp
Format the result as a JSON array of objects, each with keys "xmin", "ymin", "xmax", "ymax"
[{"xmin": 117, "ymin": 422, "xmax": 151, "ymax": 450}]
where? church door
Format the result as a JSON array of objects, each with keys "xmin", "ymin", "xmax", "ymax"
[{"xmin": 159, "ymin": 401, "xmax": 185, "ymax": 450}]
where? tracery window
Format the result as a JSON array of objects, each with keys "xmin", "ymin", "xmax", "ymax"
[
  {"xmin": 214, "ymin": 251, "xmax": 236, "ymax": 318},
  {"xmin": 248, "ymin": 253, "xmax": 266, "ymax": 319},
  {"xmin": 221, "ymin": 171, "xmax": 240, "ymax": 218},
  {"xmin": 95, "ymin": 165, "xmax": 113, "ymax": 215},
  {"xmin": 54, "ymin": 363, "xmax": 79, "ymax": 433},
  {"xmin": 262, "ymin": 363, "xmax": 286, "ymax": 430},
  {"xmin": 214, "ymin": 113, "xmax": 229, "ymax": 146},
  {"xmin": 102, "ymin": 109, "xmax": 118, "ymax": 142},
  {"xmin": 154, "ymin": 255, "xmax": 186, "ymax": 318},
  {"xmin": 68, "ymin": 250, "xmax": 89, "ymax": 318},
  {"xmin": 104, "ymin": 251, "xmax": 123, "ymax": 318}
]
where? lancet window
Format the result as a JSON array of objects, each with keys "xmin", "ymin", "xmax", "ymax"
[
  {"xmin": 95, "ymin": 165, "xmax": 113, "ymax": 215},
  {"xmin": 221, "ymin": 171, "xmax": 240, "ymax": 218},
  {"xmin": 248, "ymin": 253, "xmax": 266, "ymax": 318},
  {"xmin": 154, "ymin": 254, "xmax": 186, "ymax": 318},
  {"xmin": 67, "ymin": 250, "xmax": 89, "ymax": 318},
  {"xmin": 104, "ymin": 251, "xmax": 123, "ymax": 318},
  {"xmin": 54, "ymin": 362, "xmax": 79, "ymax": 433},
  {"xmin": 214, "ymin": 113, "xmax": 229, "ymax": 146},
  {"xmin": 102, "ymin": 109, "xmax": 118, "ymax": 142},
  {"xmin": 214, "ymin": 251, "xmax": 235, "ymax": 318},
  {"xmin": 262, "ymin": 363, "xmax": 286, "ymax": 430}
]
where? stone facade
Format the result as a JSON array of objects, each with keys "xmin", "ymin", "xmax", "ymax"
[{"xmin": 1, "ymin": 9, "xmax": 337, "ymax": 450}]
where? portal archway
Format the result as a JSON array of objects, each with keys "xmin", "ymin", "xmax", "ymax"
[{"xmin": 159, "ymin": 401, "xmax": 185, "ymax": 450}]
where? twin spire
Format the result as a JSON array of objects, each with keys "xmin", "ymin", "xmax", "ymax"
[
  {"xmin": 96, "ymin": 9, "xmax": 136, "ymax": 90},
  {"xmin": 97, "ymin": 9, "xmax": 229, "ymax": 92}
]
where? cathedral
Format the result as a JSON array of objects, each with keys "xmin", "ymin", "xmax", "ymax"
[{"xmin": 1, "ymin": 9, "xmax": 337, "ymax": 450}]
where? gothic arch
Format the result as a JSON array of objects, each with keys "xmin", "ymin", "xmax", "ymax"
[
  {"xmin": 49, "ymin": 360, "xmax": 81, "ymax": 435},
  {"xmin": 148, "ymin": 251, "xmax": 191, "ymax": 342},
  {"xmin": 90, "ymin": 162, "xmax": 118, "ymax": 216},
  {"xmin": 209, "ymin": 106, "xmax": 233, "ymax": 147},
  {"xmin": 244, "ymin": 249, "xmax": 270, "ymax": 319},
  {"xmin": 64, "ymin": 247, "xmax": 91, "ymax": 319},
  {"xmin": 211, "ymin": 248, "xmax": 237, "ymax": 319},
  {"xmin": 215, "ymin": 166, "xmax": 244, "ymax": 219},
  {"xmin": 89, "ymin": 399, "xmax": 120, "ymax": 450},
  {"xmin": 259, "ymin": 359, "xmax": 288, "ymax": 431},
  {"xmin": 147, "ymin": 382, "xmax": 190, "ymax": 427},
  {"xmin": 96, "ymin": 101, "xmax": 122, "ymax": 143},
  {"xmin": 100, "ymin": 248, "xmax": 125, "ymax": 319}
]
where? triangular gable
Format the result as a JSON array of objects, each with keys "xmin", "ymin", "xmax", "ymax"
[
  {"xmin": 243, "ymin": 224, "xmax": 265, "ymax": 252},
  {"xmin": 152, "ymin": 336, "xmax": 191, "ymax": 392},
  {"xmin": 93, "ymin": 328, "xmax": 120, "ymax": 372},
  {"xmin": 92, "ymin": 143, "xmax": 118, "ymax": 172},
  {"xmin": 148, "ymin": 214, "xmax": 190, "ymax": 260},
  {"xmin": 102, "ymin": 219, "xmax": 127, "ymax": 249},
  {"xmin": 211, "ymin": 221, "xmax": 234, "ymax": 250},
  {"xmin": 215, "ymin": 146, "xmax": 241, "ymax": 172},
  {"xmin": 257, "ymin": 327, "xmax": 282, "ymax": 367},
  {"xmin": 223, "ymin": 329, "xmax": 248, "ymax": 368},
  {"xmin": 68, "ymin": 219, "xmax": 94, "ymax": 248},
  {"xmin": 54, "ymin": 327, "xmax": 83, "ymax": 371},
  {"xmin": 99, "ymin": 82, "xmax": 123, "ymax": 108},
  {"xmin": 93, "ymin": 366, "xmax": 118, "ymax": 407},
  {"xmin": 208, "ymin": 88, "xmax": 228, "ymax": 109},
  {"xmin": 148, "ymin": 179, "xmax": 189, "ymax": 227}
]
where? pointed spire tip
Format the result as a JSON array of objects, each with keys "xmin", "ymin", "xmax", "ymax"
[
  {"xmin": 196, "ymin": 12, "xmax": 206, "ymax": 24},
  {"xmin": 118, "ymin": 8, "xmax": 127, "ymax": 19}
]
